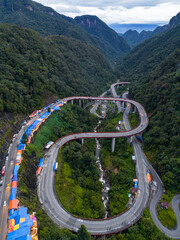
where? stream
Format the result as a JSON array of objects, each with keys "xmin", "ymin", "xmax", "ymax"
[{"xmin": 94, "ymin": 120, "xmax": 110, "ymax": 219}]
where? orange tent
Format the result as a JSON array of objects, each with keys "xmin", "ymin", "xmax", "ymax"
[
  {"xmin": 9, "ymin": 199, "xmax": 19, "ymax": 210},
  {"xmin": 16, "ymin": 150, "xmax": 22, "ymax": 155},
  {"xmin": 11, "ymin": 181, "xmax": 17, "ymax": 188}
]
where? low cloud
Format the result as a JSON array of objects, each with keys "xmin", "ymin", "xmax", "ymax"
[
  {"xmin": 35, "ymin": 0, "xmax": 178, "ymax": 8},
  {"xmin": 34, "ymin": 0, "xmax": 180, "ymax": 24}
]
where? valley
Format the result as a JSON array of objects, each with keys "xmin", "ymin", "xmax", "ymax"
[{"xmin": 0, "ymin": 1, "xmax": 179, "ymax": 239}]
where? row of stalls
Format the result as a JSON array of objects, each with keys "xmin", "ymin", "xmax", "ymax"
[
  {"xmin": 7, "ymin": 99, "xmax": 67, "ymax": 240},
  {"xmin": 36, "ymin": 158, "xmax": 44, "ymax": 176}
]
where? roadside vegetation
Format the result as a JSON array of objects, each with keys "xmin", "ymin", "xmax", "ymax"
[
  {"xmin": 116, "ymin": 26, "xmax": 180, "ymax": 229},
  {"xmin": 157, "ymin": 191, "xmax": 177, "ymax": 228},
  {"xmin": 56, "ymin": 140, "xmax": 105, "ymax": 219},
  {"xmin": 98, "ymin": 112, "xmax": 135, "ymax": 216},
  {"xmin": 96, "ymin": 209, "xmax": 171, "ymax": 240},
  {"xmin": 128, "ymin": 112, "xmax": 140, "ymax": 129},
  {"xmin": 18, "ymin": 104, "xmax": 97, "ymax": 239}
]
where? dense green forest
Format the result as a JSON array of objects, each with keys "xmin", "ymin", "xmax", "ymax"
[
  {"xmin": 75, "ymin": 15, "xmax": 130, "ymax": 63},
  {"xmin": 116, "ymin": 26, "xmax": 180, "ymax": 82},
  {"xmin": 56, "ymin": 140, "xmax": 105, "ymax": 219},
  {"xmin": 0, "ymin": 0, "xmax": 130, "ymax": 63},
  {"xmin": 0, "ymin": 23, "xmax": 115, "ymax": 114},
  {"xmin": 17, "ymin": 103, "xmax": 170, "ymax": 240},
  {"xmin": 116, "ymin": 26, "xmax": 180, "ymax": 192},
  {"xmin": 98, "ymin": 112, "xmax": 135, "ymax": 216}
]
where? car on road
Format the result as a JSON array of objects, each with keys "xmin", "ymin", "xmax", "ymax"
[
  {"xmin": 2, "ymin": 166, "xmax": 6, "ymax": 176},
  {"xmin": 3, "ymin": 201, "xmax": 6, "ymax": 206},
  {"xmin": 0, "ymin": 180, "xmax": 3, "ymax": 186}
]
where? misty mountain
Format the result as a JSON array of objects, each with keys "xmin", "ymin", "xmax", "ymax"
[
  {"xmin": 122, "ymin": 12, "xmax": 180, "ymax": 47},
  {"xmin": 109, "ymin": 23, "xmax": 159, "ymax": 34}
]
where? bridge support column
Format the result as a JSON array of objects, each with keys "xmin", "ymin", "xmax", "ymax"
[
  {"xmin": 71, "ymin": 100, "xmax": 73, "ymax": 104},
  {"xmin": 79, "ymin": 100, "xmax": 81, "ymax": 107},
  {"xmin": 133, "ymin": 106, "xmax": 136, "ymax": 113},
  {"xmin": 81, "ymin": 138, "xmax": 84, "ymax": 145},
  {"xmin": 130, "ymin": 104, "xmax": 133, "ymax": 112},
  {"xmin": 112, "ymin": 138, "xmax": 115, "ymax": 152}
]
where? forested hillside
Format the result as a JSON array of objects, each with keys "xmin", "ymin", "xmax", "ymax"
[
  {"xmin": 0, "ymin": 23, "xmax": 115, "ymax": 169},
  {"xmin": 75, "ymin": 15, "xmax": 130, "ymax": 63},
  {"xmin": 116, "ymin": 26, "xmax": 180, "ymax": 81},
  {"xmin": 0, "ymin": 24, "xmax": 115, "ymax": 114},
  {"xmin": 116, "ymin": 26, "xmax": 180, "ymax": 192},
  {"xmin": 0, "ymin": 0, "xmax": 130, "ymax": 63}
]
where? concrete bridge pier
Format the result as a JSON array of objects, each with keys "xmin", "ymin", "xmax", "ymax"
[
  {"xmin": 133, "ymin": 106, "xmax": 137, "ymax": 113},
  {"xmin": 112, "ymin": 138, "xmax": 116, "ymax": 152},
  {"xmin": 81, "ymin": 138, "xmax": 84, "ymax": 145},
  {"xmin": 71, "ymin": 100, "xmax": 74, "ymax": 104},
  {"xmin": 79, "ymin": 100, "xmax": 81, "ymax": 107}
]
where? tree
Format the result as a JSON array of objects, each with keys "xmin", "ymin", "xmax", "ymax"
[
  {"xmin": 77, "ymin": 225, "xmax": 92, "ymax": 240},
  {"xmin": 22, "ymin": 133, "xmax": 28, "ymax": 144}
]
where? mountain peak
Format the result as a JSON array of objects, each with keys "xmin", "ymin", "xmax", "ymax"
[{"xmin": 75, "ymin": 15, "xmax": 130, "ymax": 62}]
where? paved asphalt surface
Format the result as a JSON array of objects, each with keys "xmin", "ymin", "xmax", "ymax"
[
  {"xmin": 0, "ymin": 82, "xmax": 179, "ymax": 238},
  {"xmin": 37, "ymin": 84, "xmax": 150, "ymax": 235},
  {"xmin": 119, "ymin": 88, "xmax": 180, "ymax": 239},
  {"xmin": 0, "ymin": 102, "xmax": 58, "ymax": 240}
]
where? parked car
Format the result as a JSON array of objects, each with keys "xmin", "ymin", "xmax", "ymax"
[{"xmin": 2, "ymin": 166, "xmax": 6, "ymax": 176}]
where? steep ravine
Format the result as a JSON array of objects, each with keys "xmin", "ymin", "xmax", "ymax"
[{"xmin": 94, "ymin": 120, "xmax": 110, "ymax": 219}]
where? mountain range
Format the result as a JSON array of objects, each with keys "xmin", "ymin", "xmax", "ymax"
[
  {"xmin": 0, "ymin": 0, "xmax": 180, "ymax": 239},
  {"xmin": 122, "ymin": 12, "xmax": 180, "ymax": 47},
  {"xmin": 109, "ymin": 23, "xmax": 159, "ymax": 34},
  {"xmin": 0, "ymin": 0, "xmax": 130, "ymax": 63}
]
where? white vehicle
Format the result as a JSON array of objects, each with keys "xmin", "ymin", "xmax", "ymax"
[{"xmin": 3, "ymin": 200, "xmax": 6, "ymax": 206}]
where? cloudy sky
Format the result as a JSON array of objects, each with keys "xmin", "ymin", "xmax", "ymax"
[{"xmin": 34, "ymin": 0, "xmax": 180, "ymax": 25}]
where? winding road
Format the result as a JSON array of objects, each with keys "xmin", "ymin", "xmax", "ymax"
[
  {"xmin": 37, "ymin": 86, "xmax": 150, "ymax": 235},
  {"xmin": 0, "ymin": 82, "xmax": 179, "ymax": 239},
  {"xmin": 38, "ymin": 83, "xmax": 180, "ymax": 237},
  {"xmin": 111, "ymin": 83, "xmax": 180, "ymax": 239}
]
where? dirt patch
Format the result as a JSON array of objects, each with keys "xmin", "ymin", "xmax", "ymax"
[{"xmin": 113, "ymin": 167, "xmax": 118, "ymax": 174}]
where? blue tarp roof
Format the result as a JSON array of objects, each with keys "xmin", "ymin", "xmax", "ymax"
[
  {"xmin": 9, "ymin": 207, "xmax": 28, "ymax": 219},
  {"xmin": 12, "ymin": 175, "xmax": 18, "ymax": 181},
  {"xmin": 18, "ymin": 144, "xmax": 26, "ymax": 150},
  {"xmin": 7, "ymin": 226, "xmax": 31, "ymax": 240},
  {"xmin": 38, "ymin": 158, "xmax": 44, "ymax": 167},
  {"xmin": 15, "ymin": 215, "xmax": 20, "ymax": 225},
  {"xmin": 16, "ymin": 235, "xmax": 32, "ymax": 240},
  {"xmin": 10, "ymin": 188, "xmax": 17, "ymax": 201},
  {"xmin": 9, "ymin": 209, "xmax": 14, "ymax": 219},
  {"xmin": 19, "ymin": 220, "xmax": 33, "ymax": 229},
  {"xmin": 52, "ymin": 106, "xmax": 60, "ymax": 111},
  {"xmin": 13, "ymin": 166, "xmax": 20, "ymax": 176}
]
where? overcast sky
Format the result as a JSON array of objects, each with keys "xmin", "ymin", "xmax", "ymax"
[{"xmin": 34, "ymin": 0, "xmax": 180, "ymax": 25}]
